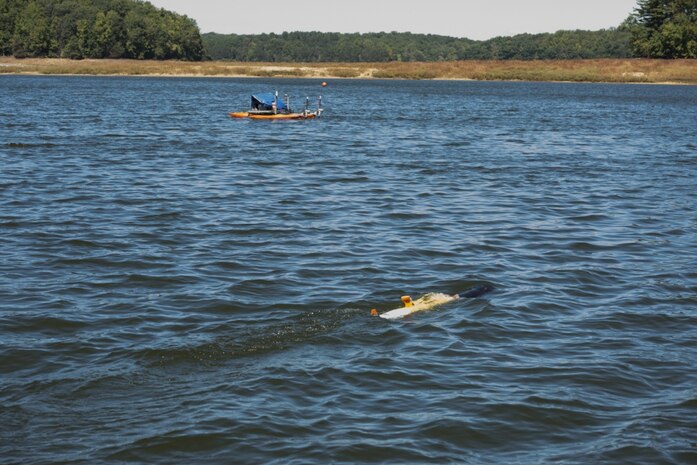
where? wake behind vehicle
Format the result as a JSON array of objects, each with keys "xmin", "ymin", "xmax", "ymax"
[{"xmin": 230, "ymin": 92, "xmax": 323, "ymax": 120}]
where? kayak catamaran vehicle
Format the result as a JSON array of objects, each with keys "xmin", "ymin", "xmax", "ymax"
[
  {"xmin": 230, "ymin": 91, "xmax": 323, "ymax": 120},
  {"xmin": 371, "ymin": 284, "xmax": 493, "ymax": 320}
]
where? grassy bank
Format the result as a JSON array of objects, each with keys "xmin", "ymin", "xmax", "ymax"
[{"xmin": 1, "ymin": 57, "xmax": 696, "ymax": 84}]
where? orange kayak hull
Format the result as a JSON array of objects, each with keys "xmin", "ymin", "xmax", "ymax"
[
  {"xmin": 229, "ymin": 111, "xmax": 319, "ymax": 120},
  {"xmin": 248, "ymin": 113, "xmax": 317, "ymax": 120}
]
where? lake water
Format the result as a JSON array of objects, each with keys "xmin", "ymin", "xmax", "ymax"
[{"xmin": 1, "ymin": 75, "xmax": 696, "ymax": 464}]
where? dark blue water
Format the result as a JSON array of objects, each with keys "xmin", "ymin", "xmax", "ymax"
[{"xmin": 1, "ymin": 75, "xmax": 696, "ymax": 464}]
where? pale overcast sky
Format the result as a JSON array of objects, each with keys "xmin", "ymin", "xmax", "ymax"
[{"xmin": 148, "ymin": 0, "xmax": 638, "ymax": 40}]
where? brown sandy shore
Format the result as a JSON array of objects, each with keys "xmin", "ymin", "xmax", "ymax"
[{"xmin": 1, "ymin": 57, "xmax": 696, "ymax": 84}]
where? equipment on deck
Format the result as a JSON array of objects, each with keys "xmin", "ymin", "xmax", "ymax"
[
  {"xmin": 230, "ymin": 91, "xmax": 323, "ymax": 120},
  {"xmin": 373, "ymin": 284, "xmax": 493, "ymax": 320}
]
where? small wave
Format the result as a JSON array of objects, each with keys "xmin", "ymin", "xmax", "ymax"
[
  {"xmin": 322, "ymin": 176, "xmax": 370, "ymax": 183},
  {"xmin": 0, "ymin": 315, "xmax": 88, "ymax": 335},
  {"xmin": 579, "ymin": 311, "xmax": 697, "ymax": 333},
  {"xmin": 52, "ymin": 256, "xmax": 171, "ymax": 270},
  {"xmin": 443, "ymin": 140, "xmax": 472, "ymax": 147},
  {"xmin": 567, "ymin": 213, "xmax": 611, "ymax": 222},
  {"xmin": 4, "ymin": 142, "xmax": 58, "ymax": 149},
  {"xmin": 381, "ymin": 211, "xmax": 429, "ymax": 220},
  {"xmin": 208, "ymin": 260, "xmax": 248, "ymax": 271},
  {"xmin": 59, "ymin": 238, "xmax": 102, "ymax": 248},
  {"xmin": 139, "ymin": 211, "xmax": 182, "ymax": 221},
  {"xmin": 54, "ymin": 195, "xmax": 101, "ymax": 203},
  {"xmin": 104, "ymin": 432, "xmax": 233, "ymax": 462},
  {"xmin": 586, "ymin": 445, "xmax": 674, "ymax": 464},
  {"xmin": 567, "ymin": 240, "xmax": 641, "ymax": 252},
  {"xmin": 124, "ymin": 273, "xmax": 200, "ymax": 287}
]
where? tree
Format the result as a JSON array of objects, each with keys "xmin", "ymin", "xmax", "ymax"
[
  {"xmin": 93, "ymin": 10, "xmax": 116, "ymax": 57},
  {"xmin": 0, "ymin": 0, "xmax": 25, "ymax": 55},
  {"xmin": 11, "ymin": 2, "xmax": 54, "ymax": 57},
  {"xmin": 630, "ymin": 0, "xmax": 697, "ymax": 57},
  {"xmin": 0, "ymin": 0, "xmax": 205, "ymax": 60}
]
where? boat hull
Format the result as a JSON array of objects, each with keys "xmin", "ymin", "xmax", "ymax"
[
  {"xmin": 379, "ymin": 293, "xmax": 456, "ymax": 320},
  {"xmin": 248, "ymin": 113, "xmax": 316, "ymax": 120},
  {"xmin": 229, "ymin": 111, "xmax": 318, "ymax": 120}
]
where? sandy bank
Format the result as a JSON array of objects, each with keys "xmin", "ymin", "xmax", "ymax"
[{"xmin": 1, "ymin": 57, "xmax": 695, "ymax": 84}]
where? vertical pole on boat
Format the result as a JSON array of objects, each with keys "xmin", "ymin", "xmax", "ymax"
[
  {"xmin": 318, "ymin": 95, "xmax": 322, "ymax": 114},
  {"xmin": 274, "ymin": 91, "xmax": 278, "ymax": 114},
  {"xmin": 305, "ymin": 97, "xmax": 309, "ymax": 116},
  {"xmin": 285, "ymin": 93, "xmax": 289, "ymax": 113}
]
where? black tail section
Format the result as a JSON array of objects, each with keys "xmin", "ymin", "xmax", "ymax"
[{"xmin": 458, "ymin": 283, "xmax": 494, "ymax": 299}]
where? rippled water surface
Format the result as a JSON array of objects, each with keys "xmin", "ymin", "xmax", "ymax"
[{"xmin": 1, "ymin": 75, "xmax": 696, "ymax": 464}]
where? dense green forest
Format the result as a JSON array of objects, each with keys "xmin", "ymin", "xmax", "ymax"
[
  {"xmin": 202, "ymin": 29, "xmax": 633, "ymax": 62},
  {"xmin": 200, "ymin": 0, "xmax": 694, "ymax": 61},
  {"xmin": 1, "ymin": 0, "xmax": 694, "ymax": 61},
  {"xmin": 0, "ymin": 0, "xmax": 204, "ymax": 59},
  {"xmin": 628, "ymin": 0, "xmax": 697, "ymax": 58}
]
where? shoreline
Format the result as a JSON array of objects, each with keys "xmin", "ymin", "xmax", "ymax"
[
  {"xmin": 1, "ymin": 71, "xmax": 690, "ymax": 86},
  {"xmin": 1, "ymin": 57, "xmax": 696, "ymax": 85}
]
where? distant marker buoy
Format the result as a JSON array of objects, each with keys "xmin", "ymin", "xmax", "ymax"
[
  {"xmin": 370, "ymin": 309, "xmax": 379, "ymax": 317},
  {"xmin": 322, "ymin": 82, "xmax": 328, "ymax": 87}
]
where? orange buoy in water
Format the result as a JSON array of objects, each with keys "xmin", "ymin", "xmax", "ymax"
[
  {"xmin": 370, "ymin": 309, "xmax": 379, "ymax": 317},
  {"xmin": 322, "ymin": 82, "xmax": 327, "ymax": 87}
]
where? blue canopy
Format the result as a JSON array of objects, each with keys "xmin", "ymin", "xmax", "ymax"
[{"xmin": 251, "ymin": 93, "xmax": 289, "ymax": 111}]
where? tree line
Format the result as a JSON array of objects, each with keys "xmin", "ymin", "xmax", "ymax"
[
  {"xmin": 202, "ymin": 29, "xmax": 634, "ymax": 62},
  {"xmin": 0, "ymin": 0, "xmax": 205, "ymax": 60},
  {"xmin": 0, "ymin": 0, "xmax": 693, "ymax": 61},
  {"xmin": 202, "ymin": 0, "xmax": 696, "ymax": 63}
]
